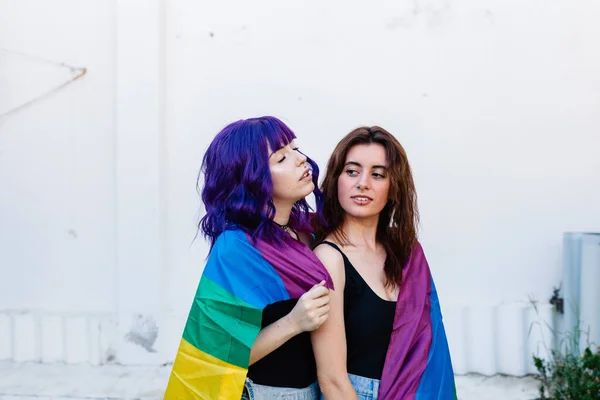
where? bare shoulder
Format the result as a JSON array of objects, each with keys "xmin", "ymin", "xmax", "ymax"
[{"xmin": 313, "ymin": 241, "xmax": 345, "ymax": 275}]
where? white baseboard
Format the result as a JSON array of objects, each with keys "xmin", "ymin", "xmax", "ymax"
[
  {"xmin": 0, "ymin": 311, "xmax": 186, "ymax": 366},
  {"xmin": 1, "ymin": 303, "xmax": 555, "ymax": 375},
  {"xmin": 444, "ymin": 302, "xmax": 555, "ymax": 376}
]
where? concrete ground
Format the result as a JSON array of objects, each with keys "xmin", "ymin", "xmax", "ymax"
[{"xmin": 0, "ymin": 362, "xmax": 540, "ymax": 400}]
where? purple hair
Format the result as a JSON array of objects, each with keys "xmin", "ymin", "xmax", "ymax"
[{"xmin": 199, "ymin": 116, "xmax": 323, "ymax": 248}]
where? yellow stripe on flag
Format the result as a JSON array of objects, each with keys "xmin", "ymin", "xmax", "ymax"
[{"xmin": 164, "ymin": 338, "xmax": 247, "ymax": 400}]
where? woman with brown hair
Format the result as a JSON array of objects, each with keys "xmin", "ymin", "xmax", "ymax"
[{"xmin": 311, "ymin": 127, "xmax": 456, "ymax": 400}]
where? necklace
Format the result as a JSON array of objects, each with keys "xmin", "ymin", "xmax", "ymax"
[
  {"xmin": 273, "ymin": 220, "xmax": 290, "ymax": 231},
  {"xmin": 274, "ymin": 220, "xmax": 298, "ymax": 238}
]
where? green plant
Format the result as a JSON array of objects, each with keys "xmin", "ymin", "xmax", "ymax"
[
  {"xmin": 528, "ymin": 294, "xmax": 600, "ymax": 399},
  {"xmin": 531, "ymin": 311, "xmax": 600, "ymax": 400},
  {"xmin": 533, "ymin": 347, "xmax": 600, "ymax": 400},
  {"xmin": 534, "ymin": 346, "xmax": 600, "ymax": 400}
]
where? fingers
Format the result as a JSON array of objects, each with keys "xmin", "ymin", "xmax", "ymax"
[
  {"xmin": 305, "ymin": 308, "xmax": 330, "ymax": 331},
  {"xmin": 311, "ymin": 280, "xmax": 326, "ymax": 289},
  {"xmin": 311, "ymin": 294, "xmax": 330, "ymax": 308},
  {"xmin": 309, "ymin": 280, "xmax": 328, "ymax": 296},
  {"xmin": 306, "ymin": 284, "xmax": 329, "ymax": 300},
  {"xmin": 300, "ymin": 281, "xmax": 330, "ymax": 310},
  {"xmin": 300, "ymin": 303, "xmax": 330, "ymax": 331},
  {"xmin": 315, "ymin": 312, "xmax": 329, "ymax": 328},
  {"xmin": 315, "ymin": 304, "xmax": 330, "ymax": 318},
  {"xmin": 293, "ymin": 281, "xmax": 332, "ymax": 331}
]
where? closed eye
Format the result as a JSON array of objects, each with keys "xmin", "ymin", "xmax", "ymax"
[{"xmin": 278, "ymin": 146, "xmax": 301, "ymax": 163}]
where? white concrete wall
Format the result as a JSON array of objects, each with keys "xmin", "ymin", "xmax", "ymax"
[
  {"xmin": 0, "ymin": 0, "xmax": 116, "ymax": 313},
  {"xmin": 1, "ymin": 0, "xmax": 599, "ymax": 373}
]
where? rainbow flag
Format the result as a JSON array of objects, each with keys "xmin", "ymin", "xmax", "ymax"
[
  {"xmin": 379, "ymin": 242, "xmax": 457, "ymax": 399},
  {"xmin": 164, "ymin": 228, "xmax": 334, "ymax": 399},
  {"xmin": 165, "ymin": 229, "xmax": 456, "ymax": 399}
]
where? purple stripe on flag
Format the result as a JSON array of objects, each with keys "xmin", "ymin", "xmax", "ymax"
[
  {"xmin": 251, "ymin": 233, "xmax": 334, "ymax": 298},
  {"xmin": 379, "ymin": 242, "xmax": 433, "ymax": 400}
]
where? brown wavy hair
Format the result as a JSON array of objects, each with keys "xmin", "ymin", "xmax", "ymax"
[{"xmin": 317, "ymin": 126, "xmax": 419, "ymax": 287}]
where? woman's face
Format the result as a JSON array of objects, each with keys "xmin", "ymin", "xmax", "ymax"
[
  {"xmin": 337, "ymin": 143, "xmax": 391, "ymax": 220},
  {"xmin": 269, "ymin": 139, "xmax": 314, "ymax": 205}
]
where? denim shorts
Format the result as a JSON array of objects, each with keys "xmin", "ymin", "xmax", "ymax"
[
  {"xmin": 241, "ymin": 377, "xmax": 320, "ymax": 400},
  {"xmin": 318, "ymin": 374, "xmax": 380, "ymax": 400},
  {"xmin": 348, "ymin": 373, "xmax": 380, "ymax": 400}
]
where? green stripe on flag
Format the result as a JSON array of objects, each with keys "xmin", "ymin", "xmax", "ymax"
[{"xmin": 182, "ymin": 275, "xmax": 263, "ymax": 368}]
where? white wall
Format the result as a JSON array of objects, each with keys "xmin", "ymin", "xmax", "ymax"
[
  {"xmin": 0, "ymin": 0, "xmax": 116, "ymax": 313},
  {"xmin": 1, "ymin": 0, "xmax": 599, "ymax": 372}
]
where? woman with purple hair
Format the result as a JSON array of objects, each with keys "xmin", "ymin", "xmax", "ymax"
[{"xmin": 165, "ymin": 116, "xmax": 334, "ymax": 400}]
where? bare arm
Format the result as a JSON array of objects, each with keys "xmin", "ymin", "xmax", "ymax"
[
  {"xmin": 249, "ymin": 313, "xmax": 299, "ymax": 365},
  {"xmin": 311, "ymin": 245, "xmax": 358, "ymax": 400},
  {"xmin": 249, "ymin": 281, "xmax": 330, "ymax": 366}
]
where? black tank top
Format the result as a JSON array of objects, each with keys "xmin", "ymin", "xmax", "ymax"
[
  {"xmin": 246, "ymin": 299, "xmax": 317, "ymax": 388},
  {"xmin": 320, "ymin": 241, "xmax": 396, "ymax": 380}
]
